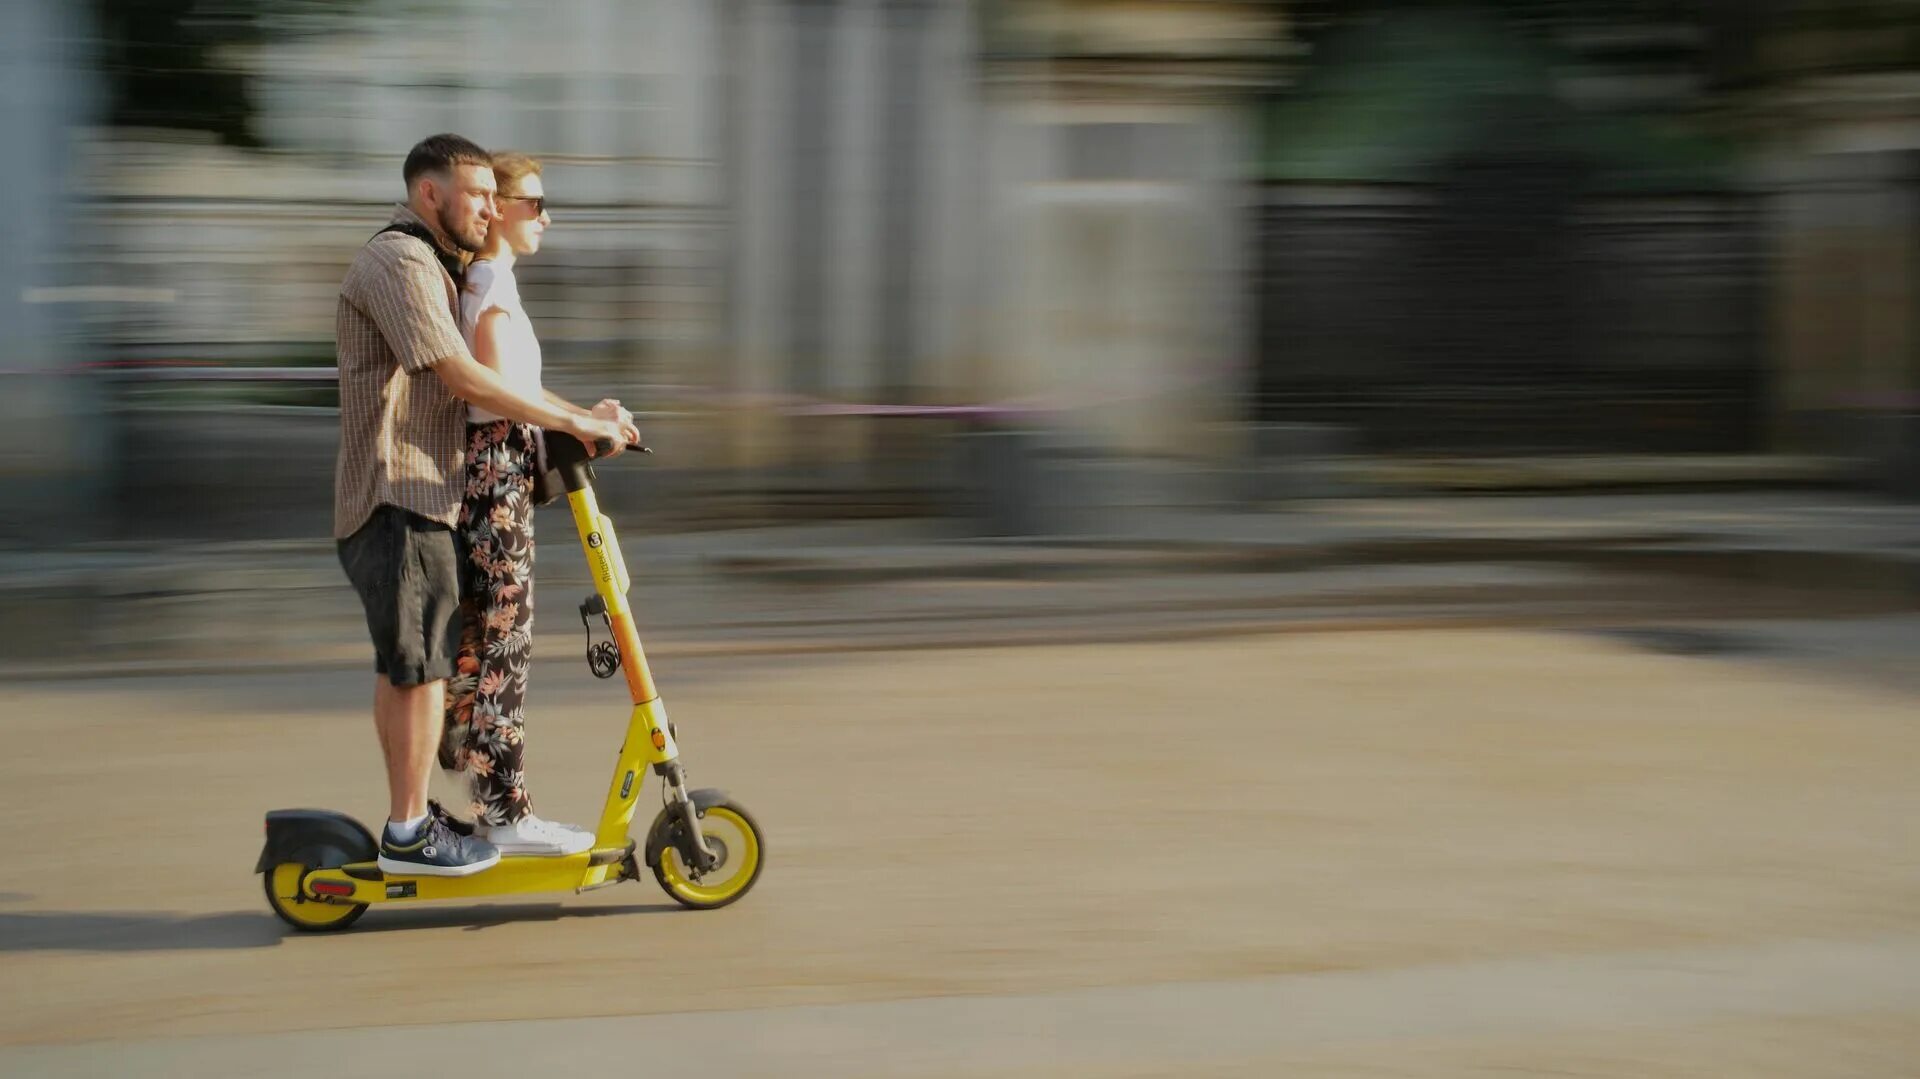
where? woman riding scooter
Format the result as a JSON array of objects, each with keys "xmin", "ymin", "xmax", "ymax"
[{"xmin": 439, "ymin": 151, "xmax": 635, "ymax": 855}]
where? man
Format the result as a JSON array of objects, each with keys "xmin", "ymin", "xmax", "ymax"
[{"xmin": 334, "ymin": 133, "xmax": 639, "ymax": 876}]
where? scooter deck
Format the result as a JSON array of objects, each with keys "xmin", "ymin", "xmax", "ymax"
[{"xmin": 303, "ymin": 843, "xmax": 634, "ymax": 904}]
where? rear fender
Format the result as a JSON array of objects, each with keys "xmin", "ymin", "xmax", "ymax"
[{"xmin": 255, "ymin": 809, "xmax": 378, "ymax": 873}]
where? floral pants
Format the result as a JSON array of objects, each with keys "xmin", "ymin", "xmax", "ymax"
[{"xmin": 440, "ymin": 420, "xmax": 540, "ymax": 825}]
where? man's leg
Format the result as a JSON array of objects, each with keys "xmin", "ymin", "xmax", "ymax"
[
  {"xmin": 343, "ymin": 506, "xmax": 498, "ymax": 876},
  {"xmin": 371, "ymin": 690, "xmax": 392, "ymax": 775},
  {"xmin": 372, "ymin": 668, "xmax": 497, "ymax": 877},
  {"xmin": 375, "ymin": 676, "xmax": 445, "ymax": 823}
]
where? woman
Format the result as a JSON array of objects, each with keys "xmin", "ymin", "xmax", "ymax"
[{"xmin": 440, "ymin": 151, "xmax": 633, "ymax": 855}]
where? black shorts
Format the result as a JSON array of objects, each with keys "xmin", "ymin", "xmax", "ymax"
[{"xmin": 337, "ymin": 505, "xmax": 464, "ymax": 687}]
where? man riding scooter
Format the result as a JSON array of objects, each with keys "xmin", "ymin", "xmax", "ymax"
[{"xmin": 332, "ymin": 133, "xmax": 637, "ymax": 876}]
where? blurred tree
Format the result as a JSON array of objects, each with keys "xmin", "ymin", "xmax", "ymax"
[
  {"xmin": 1762, "ymin": 0, "xmax": 1920, "ymax": 75},
  {"xmin": 1289, "ymin": 1, "xmax": 1715, "ymax": 53},
  {"xmin": 89, "ymin": 0, "xmax": 366, "ymax": 148},
  {"xmin": 1285, "ymin": 1, "xmax": 1920, "ymax": 94}
]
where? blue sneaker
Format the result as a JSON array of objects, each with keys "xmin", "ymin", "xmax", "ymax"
[{"xmin": 377, "ymin": 816, "xmax": 500, "ymax": 877}]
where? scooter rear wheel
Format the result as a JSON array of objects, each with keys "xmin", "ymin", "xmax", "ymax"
[
  {"xmin": 651, "ymin": 801, "xmax": 764, "ymax": 910},
  {"xmin": 263, "ymin": 862, "xmax": 367, "ymax": 932}
]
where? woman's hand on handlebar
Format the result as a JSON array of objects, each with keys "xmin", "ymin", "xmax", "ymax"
[
  {"xmin": 584, "ymin": 400, "xmax": 641, "ymax": 456},
  {"xmin": 570, "ymin": 415, "xmax": 629, "ymax": 457},
  {"xmin": 591, "ymin": 398, "xmax": 634, "ymax": 428}
]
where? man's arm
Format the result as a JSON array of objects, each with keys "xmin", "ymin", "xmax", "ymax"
[{"xmin": 355, "ymin": 244, "xmax": 631, "ymax": 447}]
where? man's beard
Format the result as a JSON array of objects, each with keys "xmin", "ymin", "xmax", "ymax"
[{"xmin": 437, "ymin": 205, "xmax": 485, "ymax": 254}]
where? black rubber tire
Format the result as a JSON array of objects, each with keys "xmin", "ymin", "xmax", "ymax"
[{"xmin": 648, "ymin": 800, "xmax": 765, "ymax": 910}]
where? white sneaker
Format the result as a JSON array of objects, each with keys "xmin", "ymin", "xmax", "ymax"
[{"xmin": 482, "ymin": 815, "xmax": 595, "ymax": 856}]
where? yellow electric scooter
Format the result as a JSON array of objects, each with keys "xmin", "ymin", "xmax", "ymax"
[{"xmin": 257, "ymin": 435, "xmax": 763, "ymax": 931}]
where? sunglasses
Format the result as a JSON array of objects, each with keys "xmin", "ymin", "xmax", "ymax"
[{"xmin": 499, "ymin": 194, "xmax": 546, "ymax": 215}]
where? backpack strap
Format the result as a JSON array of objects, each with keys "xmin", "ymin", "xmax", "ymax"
[{"xmin": 372, "ymin": 221, "xmax": 465, "ymax": 287}]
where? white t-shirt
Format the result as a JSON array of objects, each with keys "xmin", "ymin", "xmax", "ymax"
[{"xmin": 458, "ymin": 260, "xmax": 544, "ymax": 423}]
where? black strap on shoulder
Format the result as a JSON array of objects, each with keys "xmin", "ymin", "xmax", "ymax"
[{"xmin": 373, "ymin": 221, "xmax": 465, "ymax": 287}]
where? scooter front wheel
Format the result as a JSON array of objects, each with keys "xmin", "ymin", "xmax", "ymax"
[
  {"xmin": 649, "ymin": 801, "xmax": 764, "ymax": 910},
  {"xmin": 263, "ymin": 862, "xmax": 367, "ymax": 932}
]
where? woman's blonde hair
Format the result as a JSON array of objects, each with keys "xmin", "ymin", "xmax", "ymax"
[{"xmin": 490, "ymin": 151, "xmax": 542, "ymax": 195}]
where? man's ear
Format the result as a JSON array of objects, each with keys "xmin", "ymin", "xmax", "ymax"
[{"xmin": 414, "ymin": 174, "xmax": 442, "ymax": 211}]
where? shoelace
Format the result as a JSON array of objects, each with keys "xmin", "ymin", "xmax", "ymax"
[{"xmin": 422, "ymin": 818, "xmax": 460, "ymax": 848}]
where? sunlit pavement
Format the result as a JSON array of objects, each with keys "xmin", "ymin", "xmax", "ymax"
[{"xmin": 4, "ymin": 628, "xmax": 1917, "ymax": 1076}]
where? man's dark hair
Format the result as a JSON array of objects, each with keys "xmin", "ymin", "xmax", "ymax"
[{"xmin": 402, "ymin": 133, "xmax": 491, "ymax": 187}]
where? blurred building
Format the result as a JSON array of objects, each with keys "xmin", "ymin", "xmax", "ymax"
[
  {"xmin": 74, "ymin": 1, "xmax": 734, "ymax": 537},
  {"xmin": 19, "ymin": 0, "xmax": 1920, "ymax": 541},
  {"xmin": 67, "ymin": 0, "xmax": 1293, "ymax": 535},
  {"xmin": 722, "ymin": 0, "xmax": 983, "ymax": 486},
  {"xmin": 1, "ymin": 0, "xmax": 99, "ymax": 539},
  {"xmin": 978, "ymin": 0, "xmax": 1285, "ymax": 464},
  {"xmin": 81, "ymin": 1, "xmax": 723, "ymax": 376},
  {"xmin": 1746, "ymin": 0, "xmax": 1920, "ymax": 483}
]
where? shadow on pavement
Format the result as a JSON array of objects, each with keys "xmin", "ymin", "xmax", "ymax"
[{"xmin": 0, "ymin": 901, "xmax": 674, "ymax": 952}]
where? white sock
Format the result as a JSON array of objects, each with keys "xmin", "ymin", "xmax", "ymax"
[{"xmin": 386, "ymin": 813, "xmax": 429, "ymax": 841}]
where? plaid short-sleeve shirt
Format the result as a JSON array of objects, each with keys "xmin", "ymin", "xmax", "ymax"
[{"xmin": 332, "ymin": 206, "xmax": 472, "ymax": 539}]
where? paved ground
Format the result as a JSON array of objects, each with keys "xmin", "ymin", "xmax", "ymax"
[{"xmin": 3, "ymin": 626, "xmax": 1917, "ymax": 1076}]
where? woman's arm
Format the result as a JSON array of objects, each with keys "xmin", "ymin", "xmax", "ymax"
[
  {"xmin": 466, "ymin": 300, "xmax": 636, "ymax": 442},
  {"xmin": 543, "ymin": 387, "xmax": 591, "ymax": 417},
  {"xmin": 435, "ymin": 352, "xmax": 612, "ymax": 439},
  {"xmin": 445, "ymin": 308, "xmax": 625, "ymax": 441},
  {"xmin": 475, "ymin": 302, "xmax": 588, "ymax": 414},
  {"xmin": 470, "ymin": 307, "xmax": 509, "ymax": 374},
  {"xmin": 545, "ymin": 388, "xmax": 633, "ymax": 430}
]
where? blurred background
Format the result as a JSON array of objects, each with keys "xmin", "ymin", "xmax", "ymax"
[
  {"xmin": 10, "ymin": 5, "xmax": 1920, "ymax": 1073},
  {"xmin": 8, "ymin": 0, "xmax": 1920, "ymax": 541}
]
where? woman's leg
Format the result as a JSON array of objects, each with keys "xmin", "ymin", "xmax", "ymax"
[
  {"xmin": 456, "ymin": 421, "xmax": 540, "ymax": 826},
  {"xmin": 439, "ymin": 597, "xmax": 484, "ymax": 776},
  {"xmin": 440, "ymin": 436, "xmax": 487, "ymax": 779}
]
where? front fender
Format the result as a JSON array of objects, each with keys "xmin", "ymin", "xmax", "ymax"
[{"xmin": 642, "ymin": 788, "xmax": 730, "ymax": 868}]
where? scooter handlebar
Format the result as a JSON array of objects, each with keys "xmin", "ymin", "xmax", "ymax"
[
  {"xmin": 542, "ymin": 430, "xmax": 651, "ymax": 496},
  {"xmin": 591, "ymin": 438, "xmax": 653, "ymax": 456}
]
